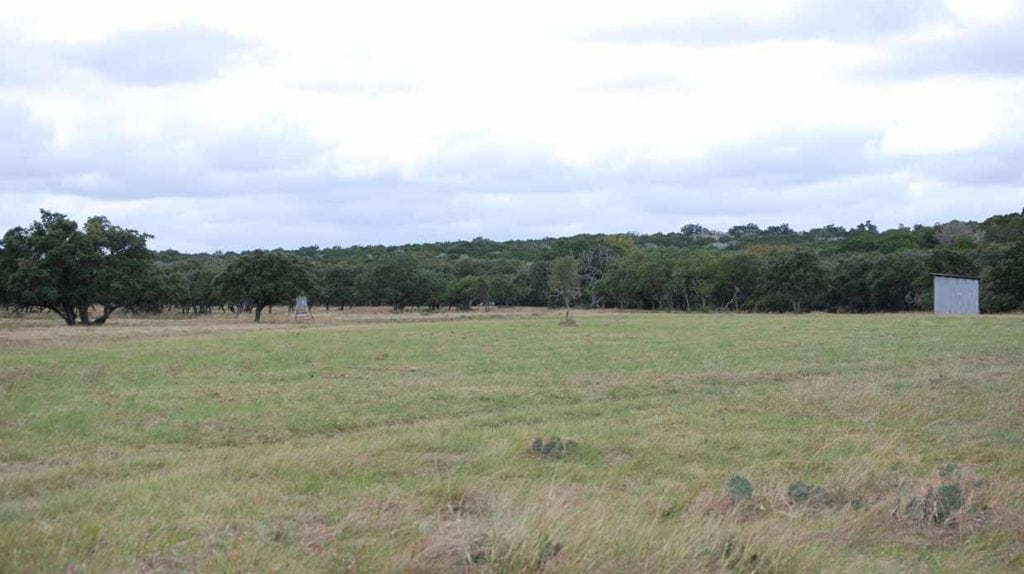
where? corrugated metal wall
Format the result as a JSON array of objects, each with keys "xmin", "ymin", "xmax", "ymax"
[{"xmin": 933, "ymin": 276, "xmax": 979, "ymax": 315}]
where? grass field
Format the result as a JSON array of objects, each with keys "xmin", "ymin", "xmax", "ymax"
[{"xmin": 1, "ymin": 308, "xmax": 1023, "ymax": 572}]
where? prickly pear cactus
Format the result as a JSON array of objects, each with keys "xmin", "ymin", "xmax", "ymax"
[{"xmin": 726, "ymin": 475, "xmax": 753, "ymax": 502}]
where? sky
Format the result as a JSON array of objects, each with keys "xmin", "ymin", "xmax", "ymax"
[{"xmin": 1, "ymin": 0, "xmax": 1023, "ymax": 252}]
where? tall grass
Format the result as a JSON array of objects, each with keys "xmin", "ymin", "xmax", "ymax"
[{"xmin": 1, "ymin": 309, "xmax": 1022, "ymax": 571}]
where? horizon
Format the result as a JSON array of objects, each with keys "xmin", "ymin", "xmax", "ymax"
[{"xmin": 140, "ymin": 211, "xmax": 1009, "ymax": 255}]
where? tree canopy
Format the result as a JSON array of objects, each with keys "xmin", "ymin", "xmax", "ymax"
[{"xmin": 3, "ymin": 210, "xmax": 1023, "ymax": 323}]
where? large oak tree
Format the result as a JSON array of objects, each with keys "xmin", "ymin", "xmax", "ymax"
[
  {"xmin": 217, "ymin": 250, "xmax": 312, "ymax": 322},
  {"xmin": 0, "ymin": 210, "xmax": 154, "ymax": 325}
]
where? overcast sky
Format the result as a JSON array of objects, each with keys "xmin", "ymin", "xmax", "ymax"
[{"xmin": 1, "ymin": 0, "xmax": 1023, "ymax": 252}]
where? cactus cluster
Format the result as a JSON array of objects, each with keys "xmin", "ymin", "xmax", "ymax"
[{"xmin": 530, "ymin": 436, "xmax": 577, "ymax": 459}]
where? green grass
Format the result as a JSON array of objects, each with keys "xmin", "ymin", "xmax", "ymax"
[{"xmin": 1, "ymin": 309, "xmax": 1023, "ymax": 572}]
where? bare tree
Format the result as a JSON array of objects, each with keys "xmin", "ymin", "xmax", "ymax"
[{"xmin": 935, "ymin": 221, "xmax": 983, "ymax": 245}]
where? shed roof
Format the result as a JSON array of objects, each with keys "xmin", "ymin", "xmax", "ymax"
[{"xmin": 930, "ymin": 273, "xmax": 981, "ymax": 281}]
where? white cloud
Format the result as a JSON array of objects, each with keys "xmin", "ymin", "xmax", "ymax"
[
  {"xmin": 879, "ymin": 78, "xmax": 1009, "ymax": 155},
  {"xmin": 945, "ymin": 0, "xmax": 1017, "ymax": 23},
  {"xmin": 1, "ymin": 0, "xmax": 1022, "ymax": 250}
]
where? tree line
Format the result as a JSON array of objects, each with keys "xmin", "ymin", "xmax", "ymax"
[{"xmin": 2, "ymin": 209, "xmax": 1022, "ymax": 324}]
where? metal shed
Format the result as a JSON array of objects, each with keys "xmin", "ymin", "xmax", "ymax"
[{"xmin": 932, "ymin": 274, "xmax": 980, "ymax": 315}]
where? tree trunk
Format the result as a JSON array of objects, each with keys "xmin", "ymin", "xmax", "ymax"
[
  {"xmin": 56, "ymin": 304, "xmax": 77, "ymax": 325},
  {"xmin": 254, "ymin": 304, "xmax": 265, "ymax": 322},
  {"xmin": 727, "ymin": 287, "xmax": 740, "ymax": 311}
]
